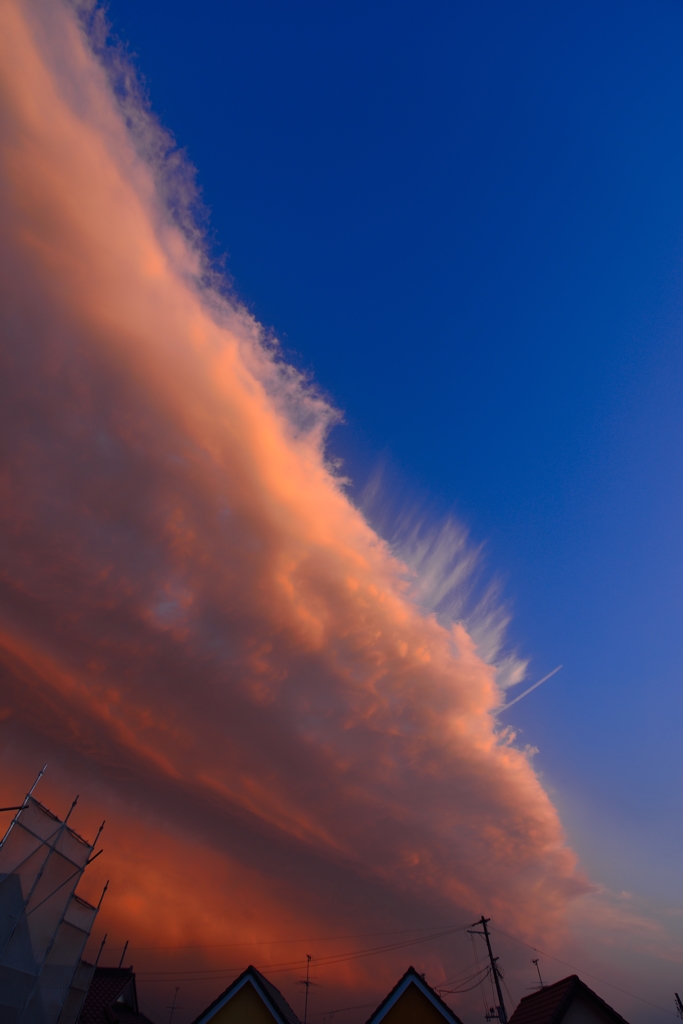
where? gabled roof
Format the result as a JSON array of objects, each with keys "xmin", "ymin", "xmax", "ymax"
[
  {"xmin": 77, "ymin": 967, "xmax": 136, "ymax": 1024},
  {"xmin": 190, "ymin": 965, "xmax": 301, "ymax": 1024},
  {"xmin": 365, "ymin": 966, "xmax": 464, "ymax": 1024},
  {"xmin": 508, "ymin": 975, "xmax": 630, "ymax": 1024},
  {"xmin": 77, "ymin": 966, "xmax": 155, "ymax": 1024}
]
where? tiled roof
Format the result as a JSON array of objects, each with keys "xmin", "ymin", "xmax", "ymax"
[
  {"xmin": 78, "ymin": 968, "xmax": 135, "ymax": 1024},
  {"xmin": 190, "ymin": 965, "xmax": 302, "ymax": 1024},
  {"xmin": 365, "ymin": 966, "xmax": 464, "ymax": 1024},
  {"xmin": 508, "ymin": 976, "xmax": 630, "ymax": 1024},
  {"xmin": 76, "ymin": 967, "xmax": 155, "ymax": 1024}
]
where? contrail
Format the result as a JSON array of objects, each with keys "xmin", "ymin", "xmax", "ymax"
[{"xmin": 497, "ymin": 665, "xmax": 563, "ymax": 714}]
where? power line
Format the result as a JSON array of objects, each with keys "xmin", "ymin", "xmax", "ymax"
[
  {"xmin": 131, "ymin": 914, "xmax": 674, "ymax": 1023},
  {"xmin": 137, "ymin": 926, "xmax": 465, "ymax": 979},
  {"xmin": 308, "ymin": 1001, "xmax": 378, "ymax": 1020},
  {"xmin": 136, "ymin": 926, "xmax": 468, "ymax": 982},
  {"xmin": 489, "ymin": 926, "xmax": 678, "ymax": 1019},
  {"xmin": 470, "ymin": 928, "xmax": 489, "ymax": 1022},
  {"xmin": 443, "ymin": 975, "xmax": 493, "ymax": 996},
  {"xmin": 440, "ymin": 958, "xmax": 492, "ymax": 988},
  {"xmin": 110, "ymin": 924, "xmax": 465, "ymax": 953},
  {"xmin": 438, "ymin": 965, "xmax": 492, "ymax": 995}
]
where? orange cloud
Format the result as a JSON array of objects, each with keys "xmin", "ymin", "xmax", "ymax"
[{"xmin": 0, "ymin": 0, "xmax": 590, "ymax": 1017}]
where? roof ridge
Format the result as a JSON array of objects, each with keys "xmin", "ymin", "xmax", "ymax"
[
  {"xmin": 508, "ymin": 975, "xmax": 630, "ymax": 1024},
  {"xmin": 248, "ymin": 965, "xmax": 302, "ymax": 1024},
  {"xmin": 364, "ymin": 966, "xmax": 464, "ymax": 1024},
  {"xmin": 188, "ymin": 964, "xmax": 302, "ymax": 1024}
]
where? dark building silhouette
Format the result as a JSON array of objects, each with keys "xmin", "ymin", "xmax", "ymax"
[
  {"xmin": 190, "ymin": 965, "xmax": 301, "ymax": 1024},
  {"xmin": 365, "ymin": 966, "xmax": 464, "ymax": 1024},
  {"xmin": 76, "ymin": 967, "xmax": 154, "ymax": 1024},
  {"xmin": 508, "ymin": 976, "xmax": 630, "ymax": 1024}
]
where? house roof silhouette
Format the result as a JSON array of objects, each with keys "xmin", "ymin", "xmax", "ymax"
[
  {"xmin": 508, "ymin": 975, "xmax": 630, "ymax": 1024},
  {"xmin": 77, "ymin": 966, "xmax": 154, "ymax": 1024},
  {"xmin": 365, "ymin": 966, "xmax": 464, "ymax": 1024},
  {"xmin": 191, "ymin": 965, "xmax": 301, "ymax": 1024}
]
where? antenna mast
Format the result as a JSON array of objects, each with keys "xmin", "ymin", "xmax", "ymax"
[
  {"xmin": 168, "ymin": 987, "xmax": 182, "ymax": 1024},
  {"xmin": 468, "ymin": 917, "xmax": 508, "ymax": 1024},
  {"xmin": 297, "ymin": 952, "xmax": 319, "ymax": 1021},
  {"xmin": 303, "ymin": 955, "xmax": 312, "ymax": 1024},
  {"xmin": 532, "ymin": 960, "xmax": 544, "ymax": 989}
]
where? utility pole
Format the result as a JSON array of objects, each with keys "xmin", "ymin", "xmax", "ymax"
[{"xmin": 468, "ymin": 917, "xmax": 508, "ymax": 1024}]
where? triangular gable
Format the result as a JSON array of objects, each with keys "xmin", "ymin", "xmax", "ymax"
[
  {"xmin": 76, "ymin": 966, "xmax": 156, "ymax": 1024},
  {"xmin": 508, "ymin": 976, "xmax": 630, "ymax": 1024},
  {"xmin": 78, "ymin": 967, "xmax": 136, "ymax": 1024},
  {"xmin": 191, "ymin": 966, "xmax": 301, "ymax": 1024},
  {"xmin": 365, "ymin": 967, "xmax": 464, "ymax": 1024}
]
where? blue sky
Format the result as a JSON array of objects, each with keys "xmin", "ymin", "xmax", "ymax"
[{"xmin": 107, "ymin": 0, "xmax": 683, "ymax": 908}]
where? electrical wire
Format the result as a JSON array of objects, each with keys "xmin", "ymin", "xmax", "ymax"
[
  {"xmin": 439, "ymin": 961, "xmax": 491, "ymax": 989},
  {"xmin": 136, "ymin": 926, "xmax": 468, "ymax": 983},
  {"xmin": 439, "ymin": 967, "xmax": 493, "ymax": 995},
  {"xmin": 470, "ymin": 930, "xmax": 490, "ymax": 1021},
  {"xmin": 111, "ymin": 923, "xmax": 470, "ymax": 953},
  {"xmin": 440, "ymin": 960, "xmax": 491, "ymax": 988},
  {"xmin": 308, "ymin": 1002, "xmax": 378, "ymax": 1020},
  {"xmin": 489, "ymin": 926, "xmax": 678, "ymax": 1019},
  {"xmin": 132, "ymin": 913, "xmax": 675, "ymax": 1023},
  {"xmin": 501, "ymin": 973, "xmax": 515, "ymax": 1012}
]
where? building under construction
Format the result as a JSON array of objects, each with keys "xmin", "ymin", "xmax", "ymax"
[{"xmin": 0, "ymin": 770, "xmax": 105, "ymax": 1024}]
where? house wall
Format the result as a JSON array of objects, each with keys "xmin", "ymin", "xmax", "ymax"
[
  {"xmin": 207, "ymin": 983, "xmax": 279, "ymax": 1024},
  {"xmin": 380, "ymin": 983, "xmax": 454, "ymax": 1024},
  {"xmin": 563, "ymin": 996, "xmax": 616, "ymax": 1024}
]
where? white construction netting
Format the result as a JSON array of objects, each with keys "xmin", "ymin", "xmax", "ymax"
[{"xmin": 0, "ymin": 790, "xmax": 101, "ymax": 1024}]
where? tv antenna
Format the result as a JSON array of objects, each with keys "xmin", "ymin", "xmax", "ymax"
[
  {"xmin": 298, "ymin": 955, "xmax": 319, "ymax": 1024},
  {"xmin": 532, "ymin": 959, "xmax": 544, "ymax": 989},
  {"xmin": 468, "ymin": 917, "xmax": 508, "ymax": 1024},
  {"xmin": 168, "ymin": 987, "xmax": 182, "ymax": 1024}
]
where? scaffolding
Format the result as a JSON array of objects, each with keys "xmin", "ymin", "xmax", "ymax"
[{"xmin": 0, "ymin": 769, "xmax": 105, "ymax": 1024}]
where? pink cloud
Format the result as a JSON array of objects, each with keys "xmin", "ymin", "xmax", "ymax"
[{"xmin": 0, "ymin": 0, "xmax": 593, "ymax": 1016}]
